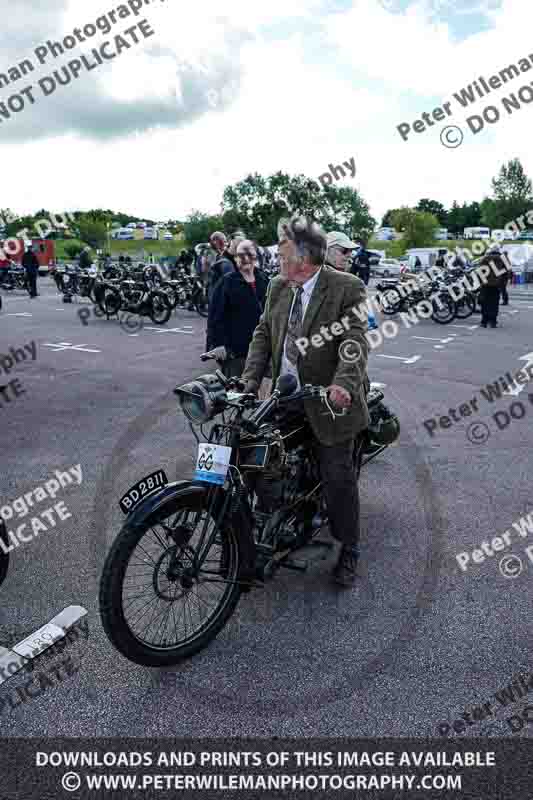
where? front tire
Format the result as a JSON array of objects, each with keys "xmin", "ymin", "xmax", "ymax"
[
  {"xmin": 99, "ymin": 496, "xmax": 242, "ymax": 665},
  {"xmin": 149, "ymin": 291, "xmax": 171, "ymax": 324}
]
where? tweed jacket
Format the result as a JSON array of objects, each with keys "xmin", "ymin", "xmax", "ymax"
[{"xmin": 241, "ymin": 266, "xmax": 370, "ymax": 445}]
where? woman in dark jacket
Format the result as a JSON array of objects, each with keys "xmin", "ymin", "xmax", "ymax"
[{"xmin": 206, "ymin": 239, "xmax": 269, "ymax": 377}]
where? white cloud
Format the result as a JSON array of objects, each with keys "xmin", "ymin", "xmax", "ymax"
[{"xmin": 1, "ymin": 0, "xmax": 533, "ymax": 229}]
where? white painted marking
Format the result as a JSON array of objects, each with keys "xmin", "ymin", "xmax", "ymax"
[
  {"xmin": 376, "ymin": 354, "xmax": 422, "ymax": 364},
  {"xmin": 412, "ymin": 336, "xmax": 454, "ymax": 344},
  {"xmin": 43, "ymin": 342, "xmax": 101, "ymax": 353},
  {"xmin": 0, "ymin": 605, "xmax": 87, "ymax": 687},
  {"xmin": 144, "ymin": 326, "xmax": 194, "ymax": 334},
  {"xmin": 434, "ymin": 345, "xmax": 444, "ymax": 349},
  {"xmin": 370, "ymin": 382, "xmax": 387, "ymax": 389},
  {"xmin": 6, "ymin": 312, "xmax": 32, "ymax": 317}
]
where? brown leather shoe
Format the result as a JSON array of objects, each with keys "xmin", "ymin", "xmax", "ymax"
[{"xmin": 332, "ymin": 545, "xmax": 359, "ymax": 586}]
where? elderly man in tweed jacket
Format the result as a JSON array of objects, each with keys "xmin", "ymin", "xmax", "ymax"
[{"xmin": 241, "ymin": 215, "xmax": 370, "ymax": 586}]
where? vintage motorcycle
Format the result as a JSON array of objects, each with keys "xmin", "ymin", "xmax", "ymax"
[{"xmin": 99, "ymin": 369, "xmax": 400, "ymax": 666}]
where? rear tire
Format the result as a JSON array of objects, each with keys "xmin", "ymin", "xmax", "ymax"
[
  {"xmin": 99, "ymin": 496, "xmax": 242, "ymax": 665},
  {"xmin": 454, "ymin": 294, "xmax": 475, "ymax": 319},
  {"xmin": 431, "ymin": 293, "xmax": 455, "ymax": 324}
]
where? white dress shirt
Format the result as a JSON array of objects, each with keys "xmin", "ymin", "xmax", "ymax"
[{"xmin": 281, "ymin": 268, "xmax": 322, "ymax": 389}]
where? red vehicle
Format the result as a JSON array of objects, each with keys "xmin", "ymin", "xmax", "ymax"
[{"xmin": 0, "ymin": 238, "xmax": 55, "ymax": 274}]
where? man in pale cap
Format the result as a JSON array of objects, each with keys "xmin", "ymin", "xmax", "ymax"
[{"xmin": 325, "ymin": 231, "xmax": 357, "ymax": 272}]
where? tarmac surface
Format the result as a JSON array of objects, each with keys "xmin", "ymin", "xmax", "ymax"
[{"xmin": 1, "ymin": 277, "xmax": 532, "ymax": 738}]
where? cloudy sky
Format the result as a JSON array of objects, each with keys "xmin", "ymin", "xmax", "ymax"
[{"xmin": 1, "ymin": 0, "xmax": 532, "ymax": 227}]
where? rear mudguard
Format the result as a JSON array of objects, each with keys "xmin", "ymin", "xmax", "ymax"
[{"xmin": 124, "ymin": 480, "xmax": 257, "ymax": 592}]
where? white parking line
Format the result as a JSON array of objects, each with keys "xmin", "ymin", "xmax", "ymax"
[
  {"xmin": 377, "ymin": 354, "xmax": 420, "ymax": 363},
  {"xmin": 144, "ymin": 327, "xmax": 194, "ymax": 334},
  {"xmin": 450, "ymin": 324, "xmax": 479, "ymax": 330},
  {"xmin": 5, "ymin": 312, "xmax": 32, "ymax": 317},
  {"xmin": 0, "ymin": 605, "xmax": 87, "ymax": 687},
  {"xmin": 411, "ymin": 336, "xmax": 454, "ymax": 344},
  {"xmin": 43, "ymin": 342, "xmax": 101, "ymax": 353}
]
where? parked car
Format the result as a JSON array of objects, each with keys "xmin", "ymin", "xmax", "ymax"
[
  {"xmin": 163, "ymin": 232, "xmax": 173, "ymax": 240},
  {"xmin": 517, "ymin": 230, "xmax": 533, "ymax": 240},
  {"xmin": 144, "ymin": 228, "xmax": 158, "ymax": 240},
  {"xmin": 114, "ymin": 228, "xmax": 134, "ymax": 240},
  {"xmin": 372, "ymin": 258, "xmax": 402, "ymax": 278}
]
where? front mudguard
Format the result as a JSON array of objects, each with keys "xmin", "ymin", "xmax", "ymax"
[{"xmin": 125, "ymin": 480, "xmax": 257, "ymax": 592}]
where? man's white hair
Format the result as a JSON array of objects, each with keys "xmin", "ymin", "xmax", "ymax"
[{"xmin": 277, "ymin": 215, "xmax": 327, "ymax": 266}]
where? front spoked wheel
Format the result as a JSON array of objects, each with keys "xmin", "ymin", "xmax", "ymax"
[{"xmin": 99, "ymin": 498, "xmax": 242, "ymax": 665}]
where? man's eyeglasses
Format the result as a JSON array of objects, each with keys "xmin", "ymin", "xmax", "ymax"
[{"xmin": 236, "ymin": 251, "xmax": 255, "ymax": 260}]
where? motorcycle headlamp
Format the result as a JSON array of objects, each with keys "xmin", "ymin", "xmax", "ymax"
[{"xmin": 174, "ymin": 374, "xmax": 227, "ymax": 424}]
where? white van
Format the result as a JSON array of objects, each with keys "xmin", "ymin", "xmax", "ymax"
[
  {"xmin": 113, "ymin": 228, "xmax": 134, "ymax": 240},
  {"xmin": 464, "ymin": 227, "xmax": 490, "ymax": 240}
]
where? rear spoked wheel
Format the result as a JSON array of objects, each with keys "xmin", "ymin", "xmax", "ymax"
[{"xmin": 99, "ymin": 499, "xmax": 242, "ymax": 665}]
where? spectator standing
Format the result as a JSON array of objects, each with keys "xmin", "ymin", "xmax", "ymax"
[
  {"xmin": 206, "ymin": 238, "xmax": 269, "ymax": 378},
  {"xmin": 22, "ymin": 244, "xmax": 39, "ymax": 298},
  {"xmin": 207, "ymin": 232, "xmax": 236, "ymax": 303},
  {"xmin": 351, "ymin": 241, "xmax": 371, "ymax": 285},
  {"xmin": 79, "ymin": 246, "xmax": 92, "ymax": 271},
  {"xmin": 500, "ymin": 250, "xmax": 511, "ymax": 305},
  {"xmin": 479, "ymin": 247, "xmax": 506, "ymax": 328}
]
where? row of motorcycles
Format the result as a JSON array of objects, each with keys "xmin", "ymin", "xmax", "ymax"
[
  {"xmin": 50, "ymin": 262, "xmax": 208, "ymax": 324},
  {"xmin": 0, "ymin": 263, "xmax": 28, "ymax": 293},
  {"xmin": 375, "ymin": 266, "xmax": 481, "ymax": 324}
]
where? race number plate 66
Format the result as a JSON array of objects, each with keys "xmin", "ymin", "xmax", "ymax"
[
  {"xmin": 119, "ymin": 469, "xmax": 168, "ymax": 515},
  {"xmin": 194, "ymin": 444, "xmax": 232, "ymax": 485}
]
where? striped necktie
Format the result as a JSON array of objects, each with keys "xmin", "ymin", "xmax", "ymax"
[{"xmin": 285, "ymin": 286, "xmax": 304, "ymax": 365}]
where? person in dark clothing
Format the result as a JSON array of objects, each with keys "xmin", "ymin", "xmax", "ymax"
[
  {"xmin": 500, "ymin": 250, "xmax": 511, "ymax": 305},
  {"xmin": 435, "ymin": 250, "xmax": 448, "ymax": 269},
  {"xmin": 79, "ymin": 246, "xmax": 92, "ymax": 271},
  {"xmin": 22, "ymin": 245, "xmax": 39, "ymax": 297},
  {"xmin": 478, "ymin": 248, "xmax": 506, "ymax": 328},
  {"xmin": 350, "ymin": 241, "xmax": 371, "ymax": 285},
  {"xmin": 207, "ymin": 231, "xmax": 236, "ymax": 304},
  {"xmin": 206, "ymin": 239, "xmax": 269, "ymax": 378}
]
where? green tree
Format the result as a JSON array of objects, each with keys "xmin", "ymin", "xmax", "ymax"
[
  {"xmin": 76, "ymin": 217, "xmax": 107, "ymax": 249},
  {"xmin": 183, "ymin": 211, "xmax": 224, "ymax": 247},
  {"xmin": 416, "ymin": 199, "xmax": 448, "ymax": 226},
  {"xmin": 447, "ymin": 201, "xmax": 465, "ymax": 236},
  {"xmin": 221, "ymin": 171, "xmax": 375, "ymax": 244},
  {"xmin": 490, "ymin": 158, "xmax": 533, "ymax": 225},
  {"xmin": 391, "ymin": 207, "xmax": 439, "ymax": 248},
  {"xmin": 381, "ymin": 209, "xmax": 402, "ymax": 227},
  {"xmin": 64, "ymin": 242, "xmax": 84, "ymax": 259}
]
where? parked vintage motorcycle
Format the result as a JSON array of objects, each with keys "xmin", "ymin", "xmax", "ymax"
[{"xmin": 99, "ymin": 367, "xmax": 400, "ymax": 666}]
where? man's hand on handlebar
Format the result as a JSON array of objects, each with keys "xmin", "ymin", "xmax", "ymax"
[{"xmin": 328, "ymin": 384, "xmax": 352, "ymax": 409}]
